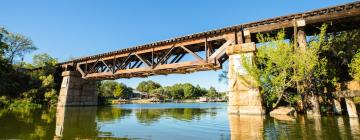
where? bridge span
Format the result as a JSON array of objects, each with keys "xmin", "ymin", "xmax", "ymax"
[{"xmin": 57, "ymin": 2, "xmax": 360, "ymax": 115}]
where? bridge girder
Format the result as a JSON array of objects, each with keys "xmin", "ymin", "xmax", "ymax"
[{"xmin": 59, "ymin": 1, "xmax": 360, "ymax": 80}]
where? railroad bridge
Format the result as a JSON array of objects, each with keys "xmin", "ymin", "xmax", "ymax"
[{"xmin": 57, "ymin": 2, "xmax": 360, "ymax": 115}]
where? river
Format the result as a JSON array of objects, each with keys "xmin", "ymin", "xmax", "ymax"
[{"xmin": 0, "ymin": 102, "xmax": 359, "ymax": 139}]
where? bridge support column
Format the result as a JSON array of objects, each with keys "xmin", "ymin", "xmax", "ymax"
[
  {"xmin": 226, "ymin": 42, "xmax": 265, "ymax": 115},
  {"xmin": 57, "ymin": 71, "xmax": 98, "ymax": 106},
  {"xmin": 345, "ymin": 98, "xmax": 358, "ymax": 117}
]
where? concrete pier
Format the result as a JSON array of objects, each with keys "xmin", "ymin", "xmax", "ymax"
[
  {"xmin": 57, "ymin": 71, "xmax": 98, "ymax": 106},
  {"xmin": 226, "ymin": 42, "xmax": 264, "ymax": 115}
]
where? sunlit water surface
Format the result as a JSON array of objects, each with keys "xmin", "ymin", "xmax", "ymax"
[{"xmin": 0, "ymin": 103, "xmax": 359, "ymax": 140}]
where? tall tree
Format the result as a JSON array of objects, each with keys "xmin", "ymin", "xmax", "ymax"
[{"xmin": 0, "ymin": 28, "xmax": 37, "ymax": 64}]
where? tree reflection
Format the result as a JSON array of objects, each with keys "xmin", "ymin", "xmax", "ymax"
[
  {"xmin": 96, "ymin": 107, "xmax": 132, "ymax": 122},
  {"xmin": 135, "ymin": 109, "xmax": 164, "ymax": 125},
  {"xmin": 0, "ymin": 108, "xmax": 56, "ymax": 140},
  {"xmin": 55, "ymin": 107, "xmax": 99, "ymax": 139},
  {"xmin": 135, "ymin": 108, "xmax": 217, "ymax": 125}
]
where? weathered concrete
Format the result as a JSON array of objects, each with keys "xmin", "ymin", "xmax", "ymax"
[
  {"xmin": 226, "ymin": 43, "xmax": 264, "ymax": 115},
  {"xmin": 333, "ymin": 99, "xmax": 342, "ymax": 115},
  {"xmin": 57, "ymin": 71, "xmax": 98, "ymax": 106},
  {"xmin": 344, "ymin": 98, "xmax": 358, "ymax": 117},
  {"xmin": 306, "ymin": 95, "xmax": 321, "ymax": 117}
]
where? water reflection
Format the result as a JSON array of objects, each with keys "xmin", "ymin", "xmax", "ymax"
[
  {"xmin": 228, "ymin": 115, "xmax": 264, "ymax": 140},
  {"xmin": 0, "ymin": 108, "xmax": 56, "ymax": 139},
  {"xmin": 54, "ymin": 107, "xmax": 98, "ymax": 139},
  {"xmin": 135, "ymin": 108, "xmax": 217, "ymax": 125},
  {"xmin": 0, "ymin": 103, "xmax": 359, "ymax": 139},
  {"xmin": 262, "ymin": 115, "xmax": 360, "ymax": 140}
]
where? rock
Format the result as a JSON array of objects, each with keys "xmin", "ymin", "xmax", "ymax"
[
  {"xmin": 346, "ymin": 80, "xmax": 360, "ymax": 91},
  {"xmin": 271, "ymin": 114, "xmax": 296, "ymax": 121},
  {"xmin": 270, "ymin": 107, "xmax": 296, "ymax": 116}
]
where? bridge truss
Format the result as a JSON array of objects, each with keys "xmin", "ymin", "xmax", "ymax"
[{"xmin": 60, "ymin": 1, "xmax": 360, "ymax": 80}]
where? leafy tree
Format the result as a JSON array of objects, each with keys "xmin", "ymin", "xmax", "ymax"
[
  {"xmin": 350, "ymin": 51, "xmax": 360, "ymax": 80},
  {"xmin": 32, "ymin": 53, "xmax": 57, "ymax": 68},
  {"xmin": 206, "ymin": 87, "xmax": 218, "ymax": 98},
  {"xmin": 113, "ymin": 83, "xmax": 133, "ymax": 99},
  {"xmin": 168, "ymin": 84, "xmax": 185, "ymax": 99},
  {"xmin": 136, "ymin": 80, "xmax": 161, "ymax": 94},
  {"xmin": 0, "ymin": 28, "xmax": 37, "ymax": 64},
  {"xmin": 0, "ymin": 27, "xmax": 9, "ymax": 58},
  {"xmin": 242, "ymin": 25, "xmax": 330, "ymax": 109},
  {"xmin": 194, "ymin": 85, "xmax": 207, "ymax": 97},
  {"xmin": 99, "ymin": 81, "xmax": 118, "ymax": 98},
  {"xmin": 324, "ymin": 29, "xmax": 360, "ymax": 84},
  {"xmin": 182, "ymin": 83, "xmax": 195, "ymax": 99},
  {"xmin": 150, "ymin": 87, "xmax": 170, "ymax": 99}
]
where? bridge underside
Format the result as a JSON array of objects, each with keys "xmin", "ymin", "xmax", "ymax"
[{"xmin": 74, "ymin": 36, "xmax": 232, "ymax": 80}]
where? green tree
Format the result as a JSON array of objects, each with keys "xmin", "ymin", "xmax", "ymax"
[
  {"xmin": 113, "ymin": 83, "xmax": 133, "ymax": 99},
  {"xmin": 168, "ymin": 84, "xmax": 185, "ymax": 99},
  {"xmin": 136, "ymin": 80, "xmax": 161, "ymax": 94},
  {"xmin": 242, "ymin": 25, "xmax": 329, "ymax": 109},
  {"xmin": 206, "ymin": 87, "xmax": 218, "ymax": 98},
  {"xmin": 150, "ymin": 87, "xmax": 170, "ymax": 99},
  {"xmin": 0, "ymin": 28, "xmax": 37, "ymax": 64},
  {"xmin": 194, "ymin": 85, "xmax": 207, "ymax": 97},
  {"xmin": 32, "ymin": 53, "xmax": 57, "ymax": 68},
  {"xmin": 183, "ymin": 83, "xmax": 195, "ymax": 99},
  {"xmin": 99, "ymin": 81, "xmax": 118, "ymax": 98},
  {"xmin": 350, "ymin": 51, "xmax": 360, "ymax": 80}
]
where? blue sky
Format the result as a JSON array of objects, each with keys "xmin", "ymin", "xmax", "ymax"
[{"xmin": 0, "ymin": 0, "xmax": 354, "ymax": 91}]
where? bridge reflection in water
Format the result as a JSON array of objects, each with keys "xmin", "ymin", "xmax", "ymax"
[{"xmin": 49, "ymin": 104, "xmax": 360, "ymax": 140}]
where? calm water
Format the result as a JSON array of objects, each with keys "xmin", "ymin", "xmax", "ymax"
[{"xmin": 0, "ymin": 103, "xmax": 359, "ymax": 140}]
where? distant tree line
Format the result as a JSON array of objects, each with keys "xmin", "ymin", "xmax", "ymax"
[
  {"xmin": 98, "ymin": 80, "xmax": 225, "ymax": 101},
  {"xmin": 137, "ymin": 80, "xmax": 223, "ymax": 100}
]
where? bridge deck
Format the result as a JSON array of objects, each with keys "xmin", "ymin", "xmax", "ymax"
[{"xmin": 60, "ymin": 1, "xmax": 360, "ymax": 79}]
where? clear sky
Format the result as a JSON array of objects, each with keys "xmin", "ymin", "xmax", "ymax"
[{"xmin": 0, "ymin": 0, "xmax": 354, "ymax": 91}]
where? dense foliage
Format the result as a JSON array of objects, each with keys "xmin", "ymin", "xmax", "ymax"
[
  {"xmin": 98, "ymin": 80, "xmax": 133, "ymax": 99},
  {"xmin": 241, "ymin": 24, "xmax": 360, "ymax": 112},
  {"xmin": 0, "ymin": 27, "xmax": 61, "ymax": 108}
]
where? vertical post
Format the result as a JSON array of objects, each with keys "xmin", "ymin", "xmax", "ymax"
[
  {"xmin": 152, "ymin": 47, "xmax": 154, "ymax": 68},
  {"xmin": 236, "ymin": 30, "xmax": 244, "ymax": 45},
  {"xmin": 205, "ymin": 37, "xmax": 208, "ymax": 62},
  {"xmin": 345, "ymin": 98, "xmax": 358, "ymax": 117},
  {"xmin": 243, "ymin": 29, "xmax": 251, "ymax": 43},
  {"xmin": 333, "ymin": 98, "xmax": 342, "ymax": 115}
]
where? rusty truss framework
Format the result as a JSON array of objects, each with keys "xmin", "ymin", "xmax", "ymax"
[{"xmin": 60, "ymin": 1, "xmax": 360, "ymax": 79}]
